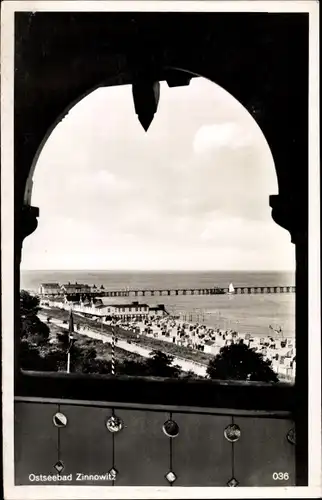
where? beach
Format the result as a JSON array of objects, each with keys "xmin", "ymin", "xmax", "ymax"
[
  {"xmin": 39, "ymin": 311, "xmax": 208, "ymax": 377},
  {"xmin": 21, "ymin": 269, "xmax": 296, "ymax": 337},
  {"xmin": 40, "ymin": 298, "xmax": 296, "ymax": 382}
]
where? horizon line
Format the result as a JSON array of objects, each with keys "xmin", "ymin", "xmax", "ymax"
[{"xmin": 20, "ymin": 268, "xmax": 296, "ymax": 273}]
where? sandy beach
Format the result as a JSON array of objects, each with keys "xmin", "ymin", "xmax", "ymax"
[
  {"xmin": 39, "ymin": 312, "xmax": 208, "ymax": 377},
  {"xmin": 40, "ymin": 305, "xmax": 295, "ymax": 381}
]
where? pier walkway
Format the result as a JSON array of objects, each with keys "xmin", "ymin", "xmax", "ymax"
[{"xmin": 100, "ymin": 285, "xmax": 296, "ymax": 298}]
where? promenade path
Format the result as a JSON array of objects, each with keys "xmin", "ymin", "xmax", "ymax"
[{"xmin": 38, "ymin": 313, "xmax": 207, "ymax": 377}]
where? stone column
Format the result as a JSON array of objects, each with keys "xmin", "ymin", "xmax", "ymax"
[
  {"xmin": 15, "ymin": 205, "xmax": 39, "ymax": 387},
  {"xmin": 293, "ymin": 230, "xmax": 308, "ymax": 486},
  {"xmin": 270, "ymin": 194, "xmax": 308, "ymax": 485}
]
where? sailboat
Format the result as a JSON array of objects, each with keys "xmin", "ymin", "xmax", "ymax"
[{"xmin": 228, "ymin": 283, "xmax": 235, "ymax": 295}]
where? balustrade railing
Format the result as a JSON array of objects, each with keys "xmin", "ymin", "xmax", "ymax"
[{"xmin": 14, "ymin": 371, "xmax": 296, "ymax": 486}]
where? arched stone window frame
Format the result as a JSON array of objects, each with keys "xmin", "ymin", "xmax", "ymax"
[{"xmin": 13, "ymin": 11, "xmax": 309, "ymax": 485}]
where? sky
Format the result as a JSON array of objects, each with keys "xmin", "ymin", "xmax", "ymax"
[{"xmin": 21, "ymin": 77, "xmax": 295, "ymax": 271}]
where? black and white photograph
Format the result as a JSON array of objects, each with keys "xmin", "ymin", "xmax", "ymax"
[{"xmin": 1, "ymin": 1, "xmax": 320, "ymax": 498}]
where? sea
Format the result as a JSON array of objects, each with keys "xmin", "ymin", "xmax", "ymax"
[{"xmin": 21, "ymin": 270, "xmax": 295, "ymax": 338}]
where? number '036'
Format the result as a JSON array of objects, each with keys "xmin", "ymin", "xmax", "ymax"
[{"xmin": 273, "ymin": 472, "xmax": 289, "ymax": 480}]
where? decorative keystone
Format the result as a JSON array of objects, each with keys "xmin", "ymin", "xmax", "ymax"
[{"xmin": 132, "ymin": 80, "xmax": 160, "ymax": 131}]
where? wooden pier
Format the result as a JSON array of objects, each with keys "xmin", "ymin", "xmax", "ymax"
[
  {"xmin": 99, "ymin": 286, "xmax": 296, "ymax": 298},
  {"xmin": 40, "ymin": 284, "xmax": 296, "ymax": 301}
]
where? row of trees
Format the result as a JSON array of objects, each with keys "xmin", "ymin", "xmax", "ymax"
[
  {"xmin": 20, "ymin": 291, "xmax": 184, "ymax": 377},
  {"xmin": 206, "ymin": 341, "xmax": 279, "ymax": 382},
  {"xmin": 20, "ymin": 291, "xmax": 278, "ymax": 382}
]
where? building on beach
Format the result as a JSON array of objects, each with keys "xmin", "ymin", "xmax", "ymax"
[
  {"xmin": 39, "ymin": 281, "xmax": 92, "ymax": 297},
  {"xmin": 148, "ymin": 304, "xmax": 168, "ymax": 318},
  {"xmin": 41, "ymin": 296, "xmax": 169, "ymax": 321},
  {"xmin": 97, "ymin": 302, "xmax": 150, "ymax": 320},
  {"xmin": 39, "ymin": 281, "xmax": 106, "ymax": 299},
  {"xmin": 61, "ymin": 282, "xmax": 91, "ymax": 295},
  {"xmin": 41, "ymin": 296, "xmax": 65, "ymax": 307},
  {"xmin": 38, "ymin": 283, "xmax": 62, "ymax": 296}
]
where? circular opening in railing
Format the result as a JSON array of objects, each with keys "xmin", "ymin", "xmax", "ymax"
[
  {"xmin": 106, "ymin": 415, "xmax": 123, "ymax": 433},
  {"xmin": 287, "ymin": 428, "xmax": 296, "ymax": 445},
  {"xmin": 52, "ymin": 412, "xmax": 68, "ymax": 428},
  {"xmin": 224, "ymin": 423, "xmax": 241, "ymax": 442},
  {"xmin": 163, "ymin": 419, "xmax": 179, "ymax": 438}
]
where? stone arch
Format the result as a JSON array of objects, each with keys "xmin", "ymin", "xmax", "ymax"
[
  {"xmin": 20, "ymin": 66, "xmax": 286, "ymax": 286},
  {"xmin": 23, "ymin": 76, "xmax": 129, "ymax": 206},
  {"xmin": 15, "ymin": 12, "xmax": 308, "ymax": 255},
  {"xmin": 24, "ymin": 66, "xmax": 279, "ymax": 208},
  {"xmin": 12, "ymin": 14, "xmax": 309, "ymax": 486}
]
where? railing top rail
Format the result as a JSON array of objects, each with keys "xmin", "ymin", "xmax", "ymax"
[
  {"xmin": 14, "ymin": 395, "xmax": 293, "ymax": 418},
  {"xmin": 16, "ymin": 370, "xmax": 295, "ymax": 412}
]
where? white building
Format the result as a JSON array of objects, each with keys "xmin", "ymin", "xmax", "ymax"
[
  {"xmin": 39, "ymin": 283, "xmax": 62, "ymax": 296},
  {"xmin": 63, "ymin": 300, "xmax": 165, "ymax": 321},
  {"xmin": 99, "ymin": 302, "xmax": 150, "ymax": 319},
  {"xmin": 61, "ymin": 282, "xmax": 91, "ymax": 295},
  {"xmin": 40, "ymin": 297, "xmax": 66, "ymax": 308},
  {"xmin": 40, "ymin": 296, "xmax": 170, "ymax": 321},
  {"xmin": 148, "ymin": 304, "xmax": 169, "ymax": 318}
]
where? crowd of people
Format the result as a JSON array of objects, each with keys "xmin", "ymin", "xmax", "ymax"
[
  {"xmin": 46, "ymin": 299, "xmax": 296, "ymax": 381},
  {"xmin": 105, "ymin": 315, "xmax": 296, "ymax": 380}
]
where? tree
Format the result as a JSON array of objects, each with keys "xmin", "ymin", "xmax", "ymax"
[
  {"xmin": 81, "ymin": 357, "xmax": 112, "ymax": 374},
  {"xmin": 20, "ymin": 339, "xmax": 47, "ymax": 371},
  {"xmin": 21, "ymin": 315, "xmax": 50, "ymax": 344},
  {"xmin": 20, "ymin": 290, "xmax": 49, "ymax": 344},
  {"xmin": 69, "ymin": 344, "xmax": 98, "ymax": 373},
  {"xmin": 41, "ymin": 346, "xmax": 67, "ymax": 371},
  {"xmin": 145, "ymin": 350, "xmax": 181, "ymax": 378},
  {"xmin": 180, "ymin": 370, "xmax": 195, "ymax": 379},
  {"xmin": 207, "ymin": 342, "xmax": 279, "ymax": 383},
  {"xmin": 20, "ymin": 290, "xmax": 40, "ymax": 316},
  {"xmin": 56, "ymin": 329, "xmax": 70, "ymax": 347},
  {"xmin": 118, "ymin": 359, "xmax": 149, "ymax": 376},
  {"xmin": 20, "ymin": 340, "xmax": 66, "ymax": 371}
]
